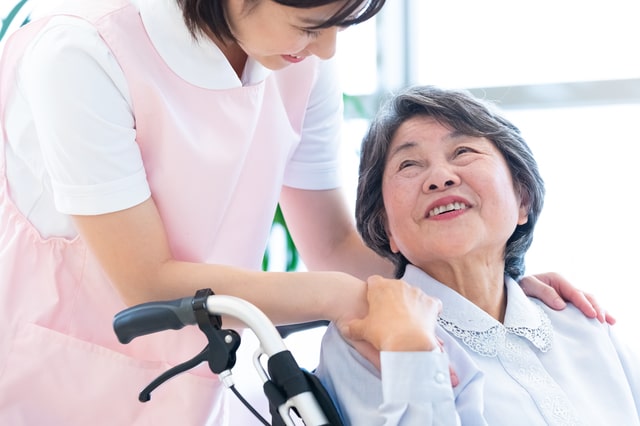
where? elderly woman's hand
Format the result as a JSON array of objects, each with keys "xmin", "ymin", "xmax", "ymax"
[
  {"xmin": 338, "ymin": 275, "xmax": 459, "ymax": 386},
  {"xmin": 341, "ymin": 275, "xmax": 441, "ymax": 352}
]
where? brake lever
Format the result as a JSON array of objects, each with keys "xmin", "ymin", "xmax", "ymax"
[{"xmin": 137, "ymin": 289, "xmax": 241, "ymax": 402}]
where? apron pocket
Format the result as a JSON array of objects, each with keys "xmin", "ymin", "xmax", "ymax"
[{"xmin": 0, "ymin": 323, "xmax": 228, "ymax": 426}]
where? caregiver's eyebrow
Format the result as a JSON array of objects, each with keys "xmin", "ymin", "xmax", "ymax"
[{"xmin": 298, "ymin": 15, "xmax": 326, "ymax": 25}]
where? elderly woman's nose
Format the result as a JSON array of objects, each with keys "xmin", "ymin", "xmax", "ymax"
[
  {"xmin": 427, "ymin": 180, "xmax": 455, "ymax": 190},
  {"xmin": 423, "ymin": 166, "xmax": 459, "ymax": 192}
]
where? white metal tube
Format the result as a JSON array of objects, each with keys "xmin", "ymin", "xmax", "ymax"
[
  {"xmin": 205, "ymin": 295, "xmax": 329, "ymax": 426},
  {"xmin": 205, "ymin": 295, "xmax": 288, "ymax": 356}
]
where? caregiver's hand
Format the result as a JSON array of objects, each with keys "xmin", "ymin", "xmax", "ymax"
[{"xmin": 520, "ymin": 272, "xmax": 615, "ymax": 324}]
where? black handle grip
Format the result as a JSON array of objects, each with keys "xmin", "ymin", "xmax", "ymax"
[
  {"xmin": 113, "ymin": 297, "xmax": 196, "ymax": 344},
  {"xmin": 276, "ymin": 320, "xmax": 329, "ymax": 339}
]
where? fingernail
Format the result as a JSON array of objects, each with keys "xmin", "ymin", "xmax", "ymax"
[
  {"xmin": 451, "ymin": 370, "xmax": 459, "ymax": 387},
  {"xmin": 553, "ymin": 298, "xmax": 566, "ymax": 309}
]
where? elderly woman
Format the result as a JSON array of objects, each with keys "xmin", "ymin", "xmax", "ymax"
[{"xmin": 315, "ymin": 86, "xmax": 640, "ymax": 425}]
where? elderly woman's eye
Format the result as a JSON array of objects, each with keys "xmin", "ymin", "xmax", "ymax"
[
  {"xmin": 454, "ymin": 146, "xmax": 475, "ymax": 156},
  {"xmin": 398, "ymin": 160, "xmax": 416, "ymax": 170}
]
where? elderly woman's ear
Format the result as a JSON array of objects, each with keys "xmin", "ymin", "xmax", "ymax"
[
  {"xmin": 518, "ymin": 202, "xmax": 529, "ymax": 226},
  {"xmin": 516, "ymin": 185, "xmax": 530, "ymax": 226}
]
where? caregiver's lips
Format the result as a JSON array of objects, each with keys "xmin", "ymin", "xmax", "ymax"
[{"xmin": 282, "ymin": 54, "xmax": 305, "ymax": 63}]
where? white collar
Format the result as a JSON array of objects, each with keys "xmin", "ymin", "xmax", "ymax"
[
  {"xmin": 402, "ymin": 264, "xmax": 553, "ymax": 357},
  {"xmin": 133, "ymin": 0, "xmax": 270, "ymax": 89}
]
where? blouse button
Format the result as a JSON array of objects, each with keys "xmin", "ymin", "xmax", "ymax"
[{"xmin": 434, "ymin": 371, "xmax": 447, "ymax": 384}]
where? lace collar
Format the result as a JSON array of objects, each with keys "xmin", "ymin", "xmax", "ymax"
[{"xmin": 402, "ymin": 265, "xmax": 553, "ymax": 357}]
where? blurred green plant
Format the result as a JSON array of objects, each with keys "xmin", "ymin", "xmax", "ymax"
[
  {"xmin": 262, "ymin": 204, "xmax": 299, "ymax": 272},
  {"xmin": 0, "ymin": 0, "xmax": 29, "ymax": 41}
]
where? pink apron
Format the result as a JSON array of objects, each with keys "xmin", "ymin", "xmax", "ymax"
[{"xmin": 0, "ymin": 0, "xmax": 318, "ymax": 424}]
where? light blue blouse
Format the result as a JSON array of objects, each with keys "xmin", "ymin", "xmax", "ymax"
[{"xmin": 315, "ymin": 265, "xmax": 640, "ymax": 425}]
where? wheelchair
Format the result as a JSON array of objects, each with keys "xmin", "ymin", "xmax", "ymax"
[{"xmin": 113, "ymin": 288, "xmax": 344, "ymax": 426}]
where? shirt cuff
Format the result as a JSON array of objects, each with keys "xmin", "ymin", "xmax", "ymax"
[
  {"xmin": 53, "ymin": 169, "xmax": 150, "ymax": 215},
  {"xmin": 380, "ymin": 351, "xmax": 453, "ymax": 403}
]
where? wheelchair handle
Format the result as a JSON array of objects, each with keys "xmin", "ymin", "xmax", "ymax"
[
  {"xmin": 113, "ymin": 294, "xmax": 331, "ymax": 426},
  {"xmin": 113, "ymin": 296, "xmax": 196, "ymax": 344},
  {"xmin": 114, "ymin": 295, "xmax": 290, "ymax": 354}
]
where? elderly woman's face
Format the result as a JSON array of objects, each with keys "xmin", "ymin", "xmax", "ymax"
[{"xmin": 381, "ymin": 116, "xmax": 529, "ymax": 272}]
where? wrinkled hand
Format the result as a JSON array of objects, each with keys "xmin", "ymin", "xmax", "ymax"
[
  {"xmin": 338, "ymin": 276, "xmax": 459, "ymax": 386},
  {"xmin": 341, "ymin": 275, "xmax": 441, "ymax": 352},
  {"xmin": 520, "ymin": 272, "xmax": 615, "ymax": 324}
]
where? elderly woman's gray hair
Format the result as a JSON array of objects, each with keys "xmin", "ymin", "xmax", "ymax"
[{"xmin": 355, "ymin": 85, "xmax": 545, "ymax": 279}]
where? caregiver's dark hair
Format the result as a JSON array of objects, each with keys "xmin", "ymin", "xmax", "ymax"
[
  {"xmin": 177, "ymin": 0, "xmax": 386, "ymax": 42},
  {"xmin": 356, "ymin": 85, "xmax": 545, "ymax": 279}
]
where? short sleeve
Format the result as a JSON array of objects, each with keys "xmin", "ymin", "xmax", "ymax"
[
  {"xmin": 19, "ymin": 16, "xmax": 150, "ymax": 215},
  {"xmin": 282, "ymin": 56, "xmax": 344, "ymax": 190}
]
